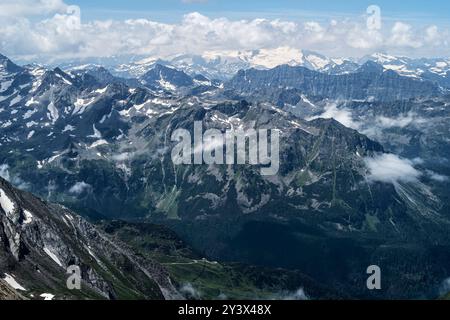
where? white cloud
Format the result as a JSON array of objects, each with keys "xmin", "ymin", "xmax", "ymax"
[
  {"xmin": 307, "ymin": 103, "xmax": 360, "ymax": 130},
  {"xmin": 0, "ymin": 164, "xmax": 30, "ymax": 190},
  {"xmin": 425, "ymin": 25, "xmax": 440, "ymax": 45},
  {"xmin": 425, "ymin": 170, "xmax": 448, "ymax": 182},
  {"xmin": 388, "ymin": 22, "xmax": 422, "ymax": 48},
  {"xmin": 0, "ymin": 164, "xmax": 11, "ymax": 181},
  {"xmin": 69, "ymin": 181, "xmax": 91, "ymax": 195},
  {"xmin": 0, "ymin": 2, "xmax": 449, "ymax": 62},
  {"xmin": 279, "ymin": 288, "xmax": 309, "ymax": 300},
  {"xmin": 111, "ymin": 152, "xmax": 133, "ymax": 162},
  {"xmin": 179, "ymin": 283, "xmax": 201, "ymax": 299},
  {"xmin": 360, "ymin": 112, "xmax": 426, "ymax": 140},
  {"xmin": 440, "ymin": 277, "xmax": 450, "ymax": 296},
  {"xmin": 0, "ymin": 0, "xmax": 68, "ymax": 17},
  {"xmin": 375, "ymin": 112, "xmax": 424, "ymax": 129},
  {"xmin": 346, "ymin": 25, "xmax": 383, "ymax": 49},
  {"xmin": 364, "ymin": 153, "xmax": 422, "ymax": 184}
]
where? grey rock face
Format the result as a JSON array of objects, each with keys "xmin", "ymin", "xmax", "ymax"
[
  {"xmin": 226, "ymin": 64, "xmax": 441, "ymax": 103},
  {"xmin": 1, "ymin": 52, "xmax": 450, "ymax": 299},
  {"xmin": 0, "ymin": 177, "xmax": 179, "ymax": 300}
]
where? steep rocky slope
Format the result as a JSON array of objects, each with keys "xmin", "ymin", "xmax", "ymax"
[
  {"xmin": 225, "ymin": 63, "xmax": 441, "ymax": 103},
  {"xmin": 1, "ymin": 52, "xmax": 450, "ymax": 299},
  {"xmin": 98, "ymin": 220, "xmax": 344, "ymax": 300},
  {"xmin": 0, "ymin": 177, "xmax": 179, "ymax": 300}
]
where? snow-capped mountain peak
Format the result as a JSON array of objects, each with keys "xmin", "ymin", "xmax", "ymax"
[
  {"xmin": 360, "ymin": 52, "xmax": 450, "ymax": 78},
  {"xmin": 109, "ymin": 47, "xmax": 356, "ymax": 80}
]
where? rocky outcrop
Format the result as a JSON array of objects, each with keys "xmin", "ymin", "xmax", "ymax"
[
  {"xmin": 0, "ymin": 177, "xmax": 179, "ymax": 300},
  {"xmin": 225, "ymin": 63, "xmax": 441, "ymax": 103}
]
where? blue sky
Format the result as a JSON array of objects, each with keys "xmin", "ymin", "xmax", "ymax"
[
  {"xmin": 69, "ymin": 0, "xmax": 450, "ymax": 25},
  {"xmin": 1, "ymin": 0, "xmax": 450, "ymax": 61}
]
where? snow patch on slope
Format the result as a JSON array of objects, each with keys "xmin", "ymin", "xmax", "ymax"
[
  {"xmin": 23, "ymin": 209, "xmax": 33, "ymax": 224},
  {"xmin": 3, "ymin": 273, "xmax": 26, "ymax": 291},
  {"xmin": 43, "ymin": 247, "xmax": 63, "ymax": 267}
]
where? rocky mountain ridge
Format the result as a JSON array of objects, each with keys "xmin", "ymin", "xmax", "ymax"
[{"xmin": 0, "ymin": 176, "xmax": 179, "ymax": 300}]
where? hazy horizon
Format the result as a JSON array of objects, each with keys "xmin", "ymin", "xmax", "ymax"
[{"xmin": 2, "ymin": 1, "xmax": 450, "ymax": 64}]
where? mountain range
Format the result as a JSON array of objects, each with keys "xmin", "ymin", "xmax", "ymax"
[
  {"xmin": 77, "ymin": 49, "xmax": 449, "ymax": 81},
  {"xmin": 1, "ymin": 50, "xmax": 450, "ymax": 299}
]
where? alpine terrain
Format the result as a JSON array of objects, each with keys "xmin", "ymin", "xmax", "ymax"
[{"xmin": 1, "ymin": 48, "xmax": 450, "ymax": 299}]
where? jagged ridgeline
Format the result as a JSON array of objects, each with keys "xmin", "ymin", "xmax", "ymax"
[
  {"xmin": 1, "ymin": 51, "xmax": 450, "ymax": 299},
  {"xmin": 0, "ymin": 176, "xmax": 343, "ymax": 300},
  {"xmin": 0, "ymin": 177, "xmax": 180, "ymax": 300}
]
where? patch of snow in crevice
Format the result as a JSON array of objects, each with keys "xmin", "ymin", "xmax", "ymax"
[
  {"xmin": 9, "ymin": 95, "xmax": 22, "ymax": 106},
  {"xmin": 43, "ymin": 247, "xmax": 63, "ymax": 267},
  {"xmin": 0, "ymin": 80, "xmax": 12, "ymax": 92},
  {"xmin": 73, "ymin": 97, "xmax": 95, "ymax": 115},
  {"xmin": 0, "ymin": 188, "xmax": 16, "ymax": 219},
  {"xmin": 1, "ymin": 120, "xmax": 12, "ymax": 128},
  {"xmin": 3, "ymin": 273, "xmax": 26, "ymax": 291},
  {"xmin": 25, "ymin": 97, "xmax": 38, "ymax": 107},
  {"xmin": 47, "ymin": 152, "xmax": 63, "ymax": 163},
  {"xmin": 88, "ymin": 139, "xmax": 108, "ymax": 149},
  {"xmin": 26, "ymin": 120, "xmax": 37, "ymax": 128},
  {"xmin": 55, "ymin": 73, "xmax": 72, "ymax": 85},
  {"xmin": 62, "ymin": 124, "xmax": 75, "ymax": 132},
  {"xmin": 23, "ymin": 109, "xmax": 37, "ymax": 119},
  {"xmin": 40, "ymin": 293, "xmax": 55, "ymax": 300},
  {"xmin": 23, "ymin": 209, "xmax": 33, "ymax": 224},
  {"xmin": 95, "ymin": 86, "xmax": 108, "ymax": 94},
  {"xmin": 47, "ymin": 102, "xmax": 59, "ymax": 124},
  {"xmin": 158, "ymin": 71, "xmax": 176, "ymax": 91},
  {"xmin": 85, "ymin": 245, "xmax": 102, "ymax": 265},
  {"xmin": 88, "ymin": 124, "xmax": 102, "ymax": 138}
]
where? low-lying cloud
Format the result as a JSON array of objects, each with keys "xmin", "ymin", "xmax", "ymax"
[
  {"xmin": 0, "ymin": 164, "xmax": 11, "ymax": 181},
  {"xmin": 364, "ymin": 153, "xmax": 422, "ymax": 184},
  {"xmin": 272, "ymin": 287, "xmax": 309, "ymax": 300},
  {"xmin": 307, "ymin": 103, "xmax": 360, "ymax": 130},
  {"xmin": 179, "ymin": 282, "xmax": 202, "ymax": 299},
  {"xmin": 425, "ymin": 170, "xmax": 449, "ymax": 182},
  {"xmin": 440, "ymin": 277, "xmax": 450, "ymax": 296},
  {"xmin": 111, "ymin": 152, "xmax": 133, "ymax": 162},
  {"xmin": 69, "ymin": 181, "xmax": 92, "ymax": 195},
  {"xmin": 375, "ymin": 112, "xmax": 424, "ymax": 129},
  {"xmin": 0, "ymin": 164, "xmax": 30, "ymax": 190},
  {"xmin": 360, "ymin": 112, "xmax": 426, "ymax": 139}
]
